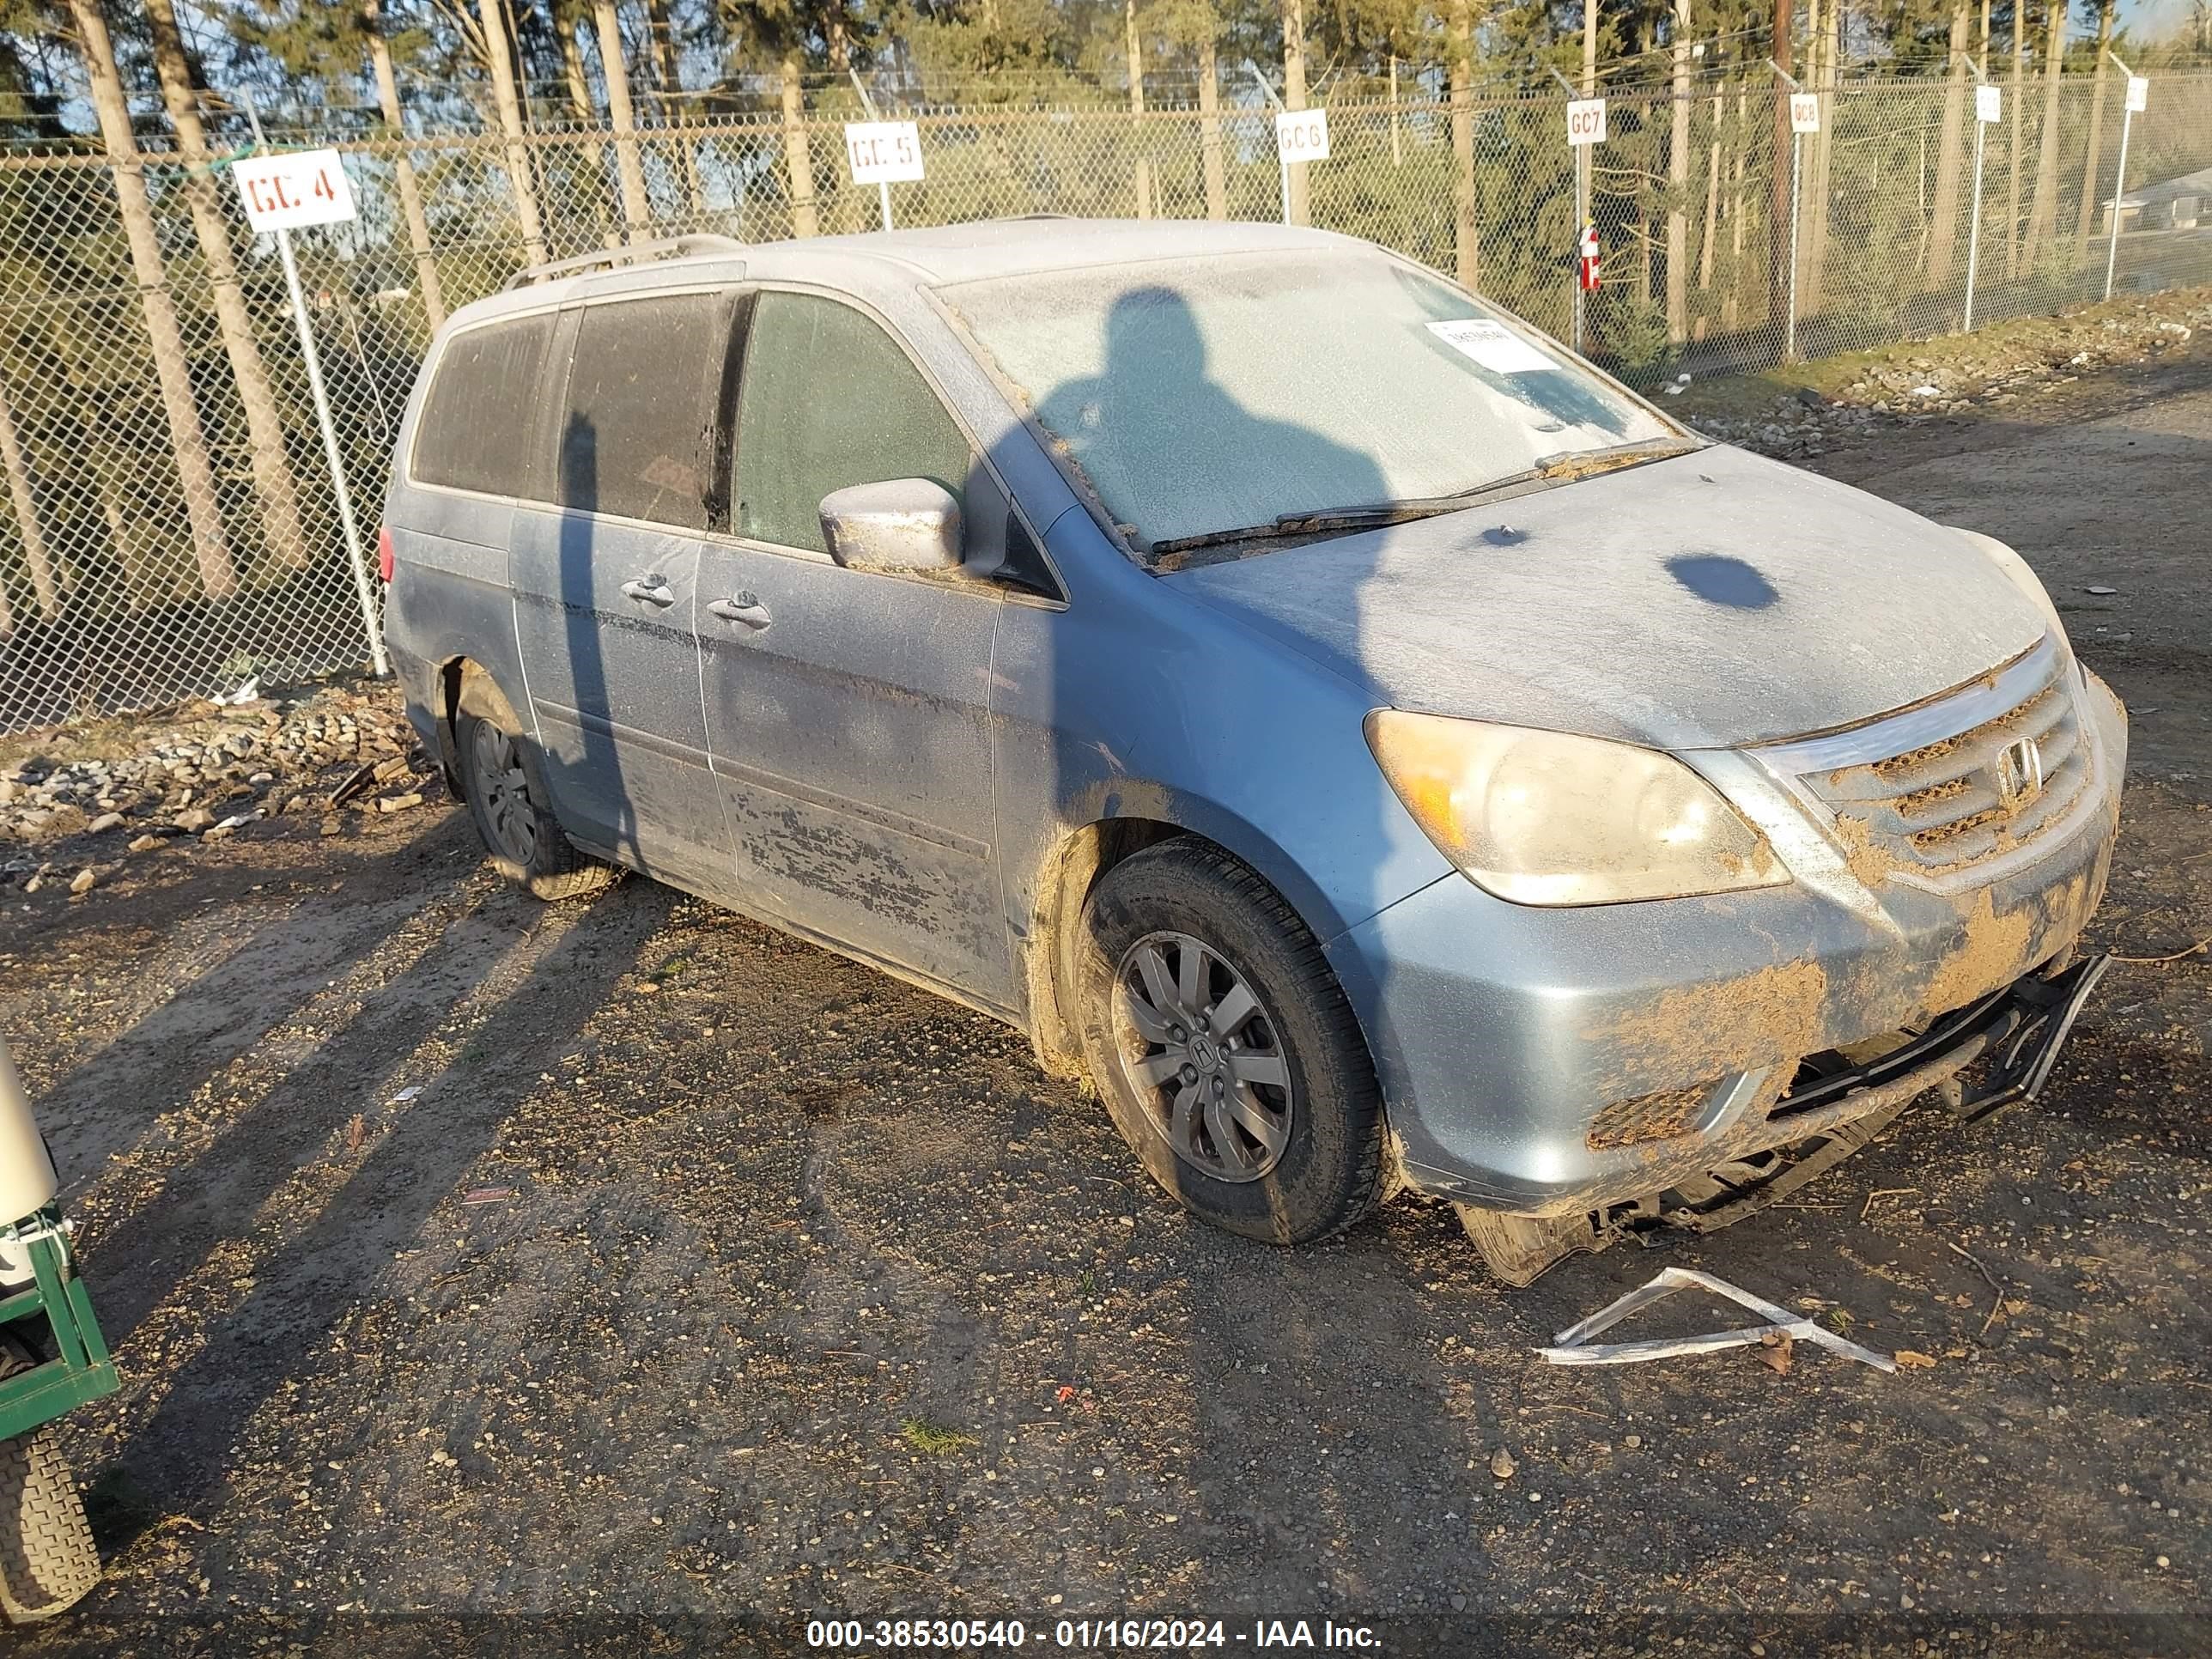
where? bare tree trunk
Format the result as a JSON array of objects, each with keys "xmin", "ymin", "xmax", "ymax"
[
  {"xmin": 557, "ymin": 3, "xmax": 619, "ymax": 249},
  {"xmin": 1698, "ymin": 82, "xmax": 1723, "ymax": 295},
  {"xmin": 477, "ymin": 0, "xmax": 550, "ymax": 263},
  {"xmin": 1198, "ymin": 33, "xmax": 1227, "ymax": 221},
  {"xmin": 2022, "ymin": 0, "xmax": 2068, "ymax": 270},
  {"xmin": 1280, "ymin": 0, "xmax": 1309, "ymax": 226},
  {"xmin": 0, "ymin": 368, "xmax": 57, "ymax": 622},
  {"xmin": 2072, "ymin": 0, "xmax": 2115, "ymax": 254},
  {"xmin": 592, "ymin": 0, "xmax": 652, "ymax": 240},
  {"xmin": 781, "ymin": 50, "xmax": 817, "ymax": 238},
  {"xmin": 1583, "ymin": 0, "xmax": 1598, "ymax": 93},
  {"xmin": 1126, "ymin": 0, "xmax": 1152, "ymax": 219},
  {"xmin": 2006, "ymin": 0, "xmax": 2027, "ymax": 276},
  {"xmin": 1667, "ymin": 0, "xmax": 1692, "ymax": 344},
  {"xmin": 65, "ymin": 0, "xmax": 234, "ymax": 601},
  {"xmin": 367, "ymin": 1, "xmax": 446, "ymax": 327},
  {"xmin": 1927, "ymin": 1, "xmax": 1972, "ymax": 287},
  {"xmin": 645, "ymin": 0, "xmax": 703, "ymax": 217},
  {"xmin": 1449, "ymin": 0, "xmax": 1478, "ymax": 288},
  {"xmin": 143, "ymin": 0, "xmax": 309, "ymax": 571},
  {"xmin": 1727, "ymin": 79, "xmax": 1747, "ymax": 331}
]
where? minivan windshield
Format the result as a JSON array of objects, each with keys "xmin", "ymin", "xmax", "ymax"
[{"xmin": 944, "ymin": 249, "xmax": 1682, "ymax": 559}]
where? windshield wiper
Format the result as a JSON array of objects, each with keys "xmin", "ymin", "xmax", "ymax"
[{"xmin": 1148, "ymin": 436, "xmax": 1704, "ymax": 559}]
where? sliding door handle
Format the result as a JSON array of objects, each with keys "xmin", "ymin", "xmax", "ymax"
[
  {"xmin": 621, "ymin": 575, "xmax": 675, "ymax": 607},
  {"xmin": 708, "ymin": 595, "xmax": 772, "ymax": 630}
]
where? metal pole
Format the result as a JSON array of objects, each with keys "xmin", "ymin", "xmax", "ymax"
[
  {"xmin": 847, "ymin": 68, "xmax": 894, "ymax": 232},
  {"xmin": 1785, "ymin": 130, "xmax": 1801, "ymax": 362},
  {"xmin": 241, "ymin": 98, "xmax": 387, "ymax": 678},
  {"xmin": 1576, "ymin": 147, "xmax": 1589, "ymax": 353},
  {"xmin": 2105, "ymin": 51, "xmax": 2139, "ymax": 303},
  {"xmin": 1244, "ymin": 59, "xmax": 1291, "ymax": 226},
  {"xmin": 1965, "ymin": 101, "xmax": 1987, "ymax": 331}
]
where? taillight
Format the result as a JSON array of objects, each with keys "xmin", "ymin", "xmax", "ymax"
[{"xmin": 377, "ymin": 525, "xmax": 395, "ymax": 584}]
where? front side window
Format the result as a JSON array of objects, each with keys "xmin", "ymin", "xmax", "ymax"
[
  {"xmin": 411, "ymin": 311, "xmax": 556, "ymax": 497},
  {"xmin": 942, "ymin": 250, "xmax": 1678, "ymax": 557},
  {"xmin": 733, "ymin": 292, "xmax": 970, "ymax": 556},
  {"xmin": 556, "ymin": 291, "xmax": 731, "ymax": 532}
]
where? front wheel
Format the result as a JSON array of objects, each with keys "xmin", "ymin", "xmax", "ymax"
[
  {"xmin": 1073, "ymin": 841, "xmax": 1386, "ymax": 1244},
  {"xmin": 0, "ymin": 1343, "xmax": 100, "ymax": 1624}
]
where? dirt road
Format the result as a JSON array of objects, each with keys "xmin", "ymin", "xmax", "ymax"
[{"xmin": 3, "ymin": 356, "xmax": 2207, "ymax": 1656}]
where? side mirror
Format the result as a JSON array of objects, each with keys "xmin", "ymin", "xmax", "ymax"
[{"xmin": 817, "ymin": 478, "xmax": 963, "ymax": 574}]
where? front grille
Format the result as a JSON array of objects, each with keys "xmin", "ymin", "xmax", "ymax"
[{"xmin": 1763, "ymin": 639, "xmax": 2093, "ymax": 884}]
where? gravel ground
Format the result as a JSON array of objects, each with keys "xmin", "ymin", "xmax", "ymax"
[{"xmin": 1, "ymin": 348, "xmax": 2208, "ymax": 1656}]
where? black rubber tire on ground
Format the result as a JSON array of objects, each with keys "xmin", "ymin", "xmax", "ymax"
[
  {"xmin": 0, "ymin": 1342, "xmax": 100, "ymax": 1625},
  {"xmin": 1073, "ymin": 839, "xmax": 1386, "ymax": 1244},
  {"xmin": 453, "ymin": 674, "xmax": 619, "ymax": 902}
]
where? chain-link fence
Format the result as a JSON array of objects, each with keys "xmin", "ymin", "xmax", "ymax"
[{"xmin": 3, "ymin": 69, "xmax": 2210, "ymax": 732}]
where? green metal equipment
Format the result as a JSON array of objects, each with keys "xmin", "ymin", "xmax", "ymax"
[{"xmin": 0, "ymin": 1036, "xmax": 115, "ymax": 1623}]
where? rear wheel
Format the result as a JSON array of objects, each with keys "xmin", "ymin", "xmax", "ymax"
[
  {"xmin": 454, "ymin": 674, "xmax": 617, "ymax": 902},
  {"xmin": 1073, "ymin": 841, "xmax": 1384, "ymax": 1244},
  {"xmin": 0, "ymin": 1342, "xmax": 100, "ymax": 1624}
]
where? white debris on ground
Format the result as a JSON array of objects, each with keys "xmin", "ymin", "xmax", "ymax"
[
  {"xmin": 1681, "ymin": 295, "xmax": 2212, "ymax": 460},
  {"xmin": 0, "ymin": 681, "xmax": 431, "ymax": 886}
]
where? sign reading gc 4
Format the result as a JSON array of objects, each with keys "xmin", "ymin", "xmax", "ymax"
[{"xmin": 230, "ymin": 149, "xmax": 357, "ymax": 234}]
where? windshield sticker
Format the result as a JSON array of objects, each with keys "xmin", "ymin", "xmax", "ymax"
[{"xmin": 1425, "ymin": 319, "xmax": 1553, "ymax": 375}]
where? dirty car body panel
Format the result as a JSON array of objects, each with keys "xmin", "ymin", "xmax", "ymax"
[{"xmin": 382, "ymin": 218, "xmax": 2124, "ymax": 1242}]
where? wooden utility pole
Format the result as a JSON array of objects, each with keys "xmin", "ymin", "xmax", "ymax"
[
  {"xmin": 1127, "ymin": 0, "xmax": 1153, "ymax": 219},
  {"xmin": 1667, "ymin": 0, "xmax": 1692, "ymax": 343},
  {"xmin": 1583, "ymin": 0, "xmax": 1599, "ymax": 93},
  {"xmin": 2073, "ymin": 0, "xmax": 2118, "ymax": 254},
  {"xmin": 1280, "ymin": 0, "xmax": 1310, "ymax": 225},
  {"xmin": 1198, "ymin": 29, "xmax": 1227, "ymax": 220},
  {"xmin": 780, "ymin": 49, "xmax": 817, "ymax": 237},
  {"xmin": 1449, "ymin": 0, "xmax": 1478, "ymax": 288}
]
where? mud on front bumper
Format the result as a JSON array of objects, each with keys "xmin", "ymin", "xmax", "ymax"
[{"xmin": 1325, "ymin": 659, "xmax": 2127, "ymax": 1221}]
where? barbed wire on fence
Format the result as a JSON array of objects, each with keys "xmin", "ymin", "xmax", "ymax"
[{"xmin": 0, "ymin": 69, "xmax": 2209, "ymax": 732}]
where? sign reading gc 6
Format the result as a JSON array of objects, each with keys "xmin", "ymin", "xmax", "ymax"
[
  {"xmin": 844, "ymin": 121, "xmax": 925, "ymax": 185},
  {"xmin": 1274, "ymin": 108, "xmax": 1330, "ymax": 162},
  {"xmin": 1565, "ymin": 98, "xmax": 1607, "ymax": 147},
  {"xmin": 230, "ymin": 149, "xmax": 357, "ymax": 233}
]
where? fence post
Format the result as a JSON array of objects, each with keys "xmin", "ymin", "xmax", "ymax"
[
  {"xmin": 1965, "ymin": 61, "xmax": 1990, "ymax": 332},
  {"xmin": 2103, "ymin": 51, "xmax": 2141, "ymax": 302},
  {"xmin": 1550, "ymin": 69, "xmax": 1589, "ymax": 354},
  {"xmin": 240, "ymin": 97, "xmax": 388, "ymax": 680}
]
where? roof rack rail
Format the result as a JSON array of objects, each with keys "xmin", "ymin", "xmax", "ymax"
[{"xmin": 504, "ymin": 234, "xmax": 746, "ymax": 290}]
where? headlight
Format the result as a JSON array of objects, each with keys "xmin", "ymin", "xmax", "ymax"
[
  {"xmin": 1951, "ymin": 528, "xmax": 2071, "ymax": 654},
  {"xmin": 1365, "ymin": 711, "xmax": 1788, "ymax": 906}
]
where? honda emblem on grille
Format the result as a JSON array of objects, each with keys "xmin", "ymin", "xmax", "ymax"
[{"xmin": 1994, "ymin": 735, "xmax": 2045, "ymax": 811}]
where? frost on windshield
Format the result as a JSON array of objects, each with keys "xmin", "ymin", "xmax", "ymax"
[{"xmin": 945, "ymin": 252, "xmax": 1671, "ymax": 554}]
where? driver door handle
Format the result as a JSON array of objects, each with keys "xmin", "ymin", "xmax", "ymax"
[
  {"xmin": 621, "ymin": 574, "xmax": 676, "ymax": 607},
  {"xmin": 708, "ymin": 595, "xmax": 772, "ymax": 630}
]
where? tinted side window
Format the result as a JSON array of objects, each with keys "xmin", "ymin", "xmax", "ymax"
[
  {"xmin": 734, "ymin": 294, "xmax": 970, "ymax": 555},
  {"xmin": 557, "ymin": 292, "xmax": 731, "ymax": 532},
  {"xmin": 411, "ymin": 312, "xmax": 556, "ymax": 497}
]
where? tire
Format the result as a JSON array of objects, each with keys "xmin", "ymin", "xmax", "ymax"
[
  {"xmin": 0, "ymin": 1343, "xmax": 100, "ymax": 1625},
  {"xmin": 453, "ymin": 674, "xmax": 618, "ymax": 902},
  {"xmin": 1073, "ymin": 840, "xmax": 1385, "ymax": 1244}
]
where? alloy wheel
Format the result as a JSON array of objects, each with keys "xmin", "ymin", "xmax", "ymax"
[{"xmin": 1110, "ymin": 930, "xmax": 1295, "ymax": 1182}]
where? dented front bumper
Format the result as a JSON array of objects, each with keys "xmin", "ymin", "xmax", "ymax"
[{"xmin": 1327, "ymin": 664, "xmax": 2127, "ymax": 1215}]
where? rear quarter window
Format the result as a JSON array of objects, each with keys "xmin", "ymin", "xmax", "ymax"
[
  {"xmin": 410, "ymin": 312, "xmax": 557, "ymax": 497},
  {"xmin": 556, "ymin": 291, "xmax": 732, "ymax": 532}
]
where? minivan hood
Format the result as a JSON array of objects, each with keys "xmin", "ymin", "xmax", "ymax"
[{"xmin": 1165, "ymin": 445, "xmax": 2048, "ymax": 751}]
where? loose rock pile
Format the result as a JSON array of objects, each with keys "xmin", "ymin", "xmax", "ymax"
[
  {"xmin": 1683, "ymin": 293, "xmax": 2212, "ymax": 460},
  {"xmin": 0, "ymin": 682, "xmax": 436, "ymax": 893}
]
